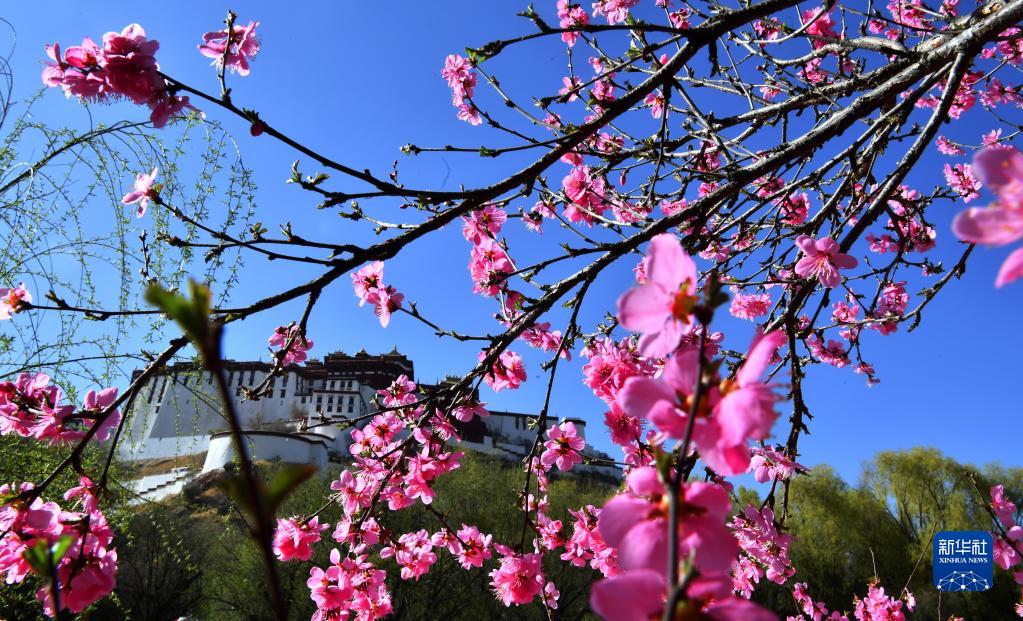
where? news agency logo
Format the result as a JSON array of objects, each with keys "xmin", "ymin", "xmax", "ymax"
[{"xmin": 933, "ymin": 531, "xmax": 993, "ymax": 592}]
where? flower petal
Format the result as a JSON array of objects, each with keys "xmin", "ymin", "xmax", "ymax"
[
  {"xmin": 996, "ymin": 246, "xmax": 1023, "ymax": 287},
  {"xmin": 952, "ymin": 206, "xmax": 1023, "ymax": 246}
]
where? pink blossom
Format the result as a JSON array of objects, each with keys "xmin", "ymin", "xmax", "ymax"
[
  {"xmin": 582, "ymin": 336, "xmax": 654, "ymax": 405},
  {"xmin": 490, "ymin": 549, "xmax": 544, "ymax": 606},
  {"xmin": 557, "ymin": 1, "xmax": 590, "ymax": 46},
  {"xmin": 733, "ymin": 505, "xmax": 794, "ymax": 588},
  {"xmin": 352, "ymin": 261, "xmax": 385, "ymax": 306},
  {"xmin": 462, "ymin": 205, "xmax": 507, "ymax": 244},
  {"xmin": 268, "ymin": 325, "xmax": 313, "ymax": 365},
  {"xmin": 995, "ymin": 529, "xmax": 1022, "ymax": 570},
  {"xmin": 541, "ymin": 421, "xmax": 585, "ymax": 471},
  {"xmin": 469, "ymin": 238, "xmax": 513, "ymax": 296},
  {"xmin": 592, "ymin": 0, "xmax": 640, "ymax": 24},
  {"xmin": 982, "ymin": 79, "xmax": 1023, "ymax": 108},
  {"xmin": 442, "ymin": 54, "xmax": 475, "ymax": 95},
  {"xmin": 373, "ymin": 285, "xmax": 404, "ymax": 327},
  {"xmin": 778, "ymin": 193, "xmax": 810, "ymax": 226},
  {"xmin": 750, "ymin": 446, "xmax": 807, "ymax": 483},
  {"xmin": 521, "ymin": 322, "xmax": 571, "ymax": 360},
  {"xmin": 616, "ymin": 234, "xmax": 699, "ymax": 358},
  {"xmin": 953, "ymin": 146, "xmax": 1023, "ymax": 286},
  {"xmin": 644, "ymin": 90, "xmax": 666, "ymax": 118},
  {"xmin": 198, "ymin": 20, "xmax": 260, "ymax": 76},
  {"xmin": 794, "ymin": 235, "xmax": 858, "ymax": 288},
  {"xmin": 730, "ymin": 289, "xmax": 772, "ymax": 320},
  {"xmin": 1, "ymin": 483, "xmax": 118, "ymax": 616},
  {"xmin": 454, "ymin": 524, "xmax": 493, "ymax": 568},
  {"xmin": 598, "ymin": 467, "xmax": 737, "ymax": 575},
  {"xmin": 936, "ymin": 136, "xmax": 965, "ymax": 155},
  {"xmin": 559, "ymin": 76, "xmax": 583, "ymax": 101},
  {"xmin": 381, "ymin": 529, "xmax": 437, "ymax": 580},
  {"xmin": 42, "ymin": 38, "xmax": 107, "ymax": 99},
  {"xmin": 274, "ymin": 516, "xmax": 327, "ymax": 562},
  {"xmin": 853, "ymin": 583, "xmax": 905, "ymax": 621},
  {"xmin": 563, "ymin": 165, "xmax": 608, "ymax": 222},
  {"xmin": 944, "ymin": 163, "xmax": 981, "ymax": 202},
  {"xmin": 992, "ymin": 484, "xmax": 1019, "ymax": 528},
  {"xmin": 619, "ymin": 331, "xmax": 785, "ymax": 475},
  {"xmin": 591, "ymin": 569, "xmax": 666, "ymax": 621},
  {"xmin": 803, "ymin": 6, "xmax": 838, "ymax": 47},
  {"xmin": 456, "ymin": 102, "xmax": 482, "ymax": 125},
  {"xmin": 350, "ymin": 261, "xmax": 404, "ymax": 324},
  {"xmin": 807, "ymin": 334, "xmax": 851, "ymax": 367},
  {"xmin": 121, "ymin": 167, "xmax": 158, "ymax": 217},
  {"xmin": 78, "ymin": 386, "xmax": 122, "ymax": 442},
  {"xmin": 0, "ymin": 284, "xmax": 31, "ymax": 319},
  {"xmin": 603, "ymin": 403, "xmax": 641, "ymax": 446},
  {"xmin": 100, "ymin": 24, "xmax": 163, "ymax": 105},
  {"xmin": 480, "ymin": 350, "xmax": 527, "ymax": 392},
  {"xmin": 148, "ymin": 93, "xmax": 198, "ymax": 128}
]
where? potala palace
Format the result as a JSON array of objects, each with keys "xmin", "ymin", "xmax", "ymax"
[{"xmin": 120, "ymin": 349, "xmax": 620, "ymax": 502}]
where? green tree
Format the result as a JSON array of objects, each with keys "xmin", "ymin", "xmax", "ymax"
[{"xmin": 751, "ymin": 448, "xmax": 1023, "ymax": 619}]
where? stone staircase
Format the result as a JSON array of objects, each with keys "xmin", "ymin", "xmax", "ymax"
[{"xmin": 126, "ymin": 467, "xmax": 195, "ymax": 504}]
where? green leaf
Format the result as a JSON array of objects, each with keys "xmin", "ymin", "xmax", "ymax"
[
  {"xmin": 218, "ymin": 464, "xmax": 316, "ymax": 529},
  {"xmin": 22, "ymin": 540, "xmax": 51, "ymax": 574},
  {"xmin": 265, "ymin": 464, "xmax": 317, "ymax": 514},
  {"xmin": 145, "ymin": 281, "xmax": 214, "ymax": 353},
  {"xmin": 218, "ymin": 473, "xmax": 261, "ymax": 521},
  {"xmin": 22, "ymin": 535, "xmax": 75, "ymax": 575},
  {"xmin": 50, "ymin": 535, "xmax": 75, "ymax": 564}
]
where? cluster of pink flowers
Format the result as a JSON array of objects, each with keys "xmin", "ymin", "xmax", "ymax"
[
  {"xmin": 852, "ymin": 583, "xmax": 907, "ymax": 621},
  {"xmin": 490, "ymin": 546, "xmax": 545, "ymax": 605},
  {"xmin": 351, "ymin": 261, "xmax": 405, "ymax": 327},
  {"xmin": 581, "ymin": 335, "xmax": 655, "ymax": 405},
  {"xmin": 731, "ymin": 505, "xmax": 795, "ymax": 597},
  {"xmin": 463, "ymin": 206, "xmax": 517, "ymax": 301},
  {"xmin": 791, "ymin": 581, "xmax": 851, "ymax": 620},
  {"xmin": 268, "ymin": 324, "xmax": 314, "ymax": 365},
  {"xmin": 944, "ymin": 162, "xmax": 981, "ymax": 202},
  {"xmin": 306, "ymin": 548, "xmax": 392, "ymax": 619},
  {"xmin": 0, "ymin": 283, "xmax": 31, "ymax": 319},
  {"xmin": 441, "ymin": 54, "xmax": 480, "ymax": 125},
  {"xmin": 560, "ymin": 505, "xmax": 616, "ymax": 575},
  {"xmin": 521, "ymin": 322, "xmax": 570, "ymax": 360},
  {"xmin": 562, "ymin": 165, "xmax": 610, "ymax": 225},
  {"xmin": 591, "ymin": 467, "xmax": 774, "ymax": 620},
  {"xmin": 273, "ymin": 516, "xmax": 328, "ymax": 561},
  {"xmin": 592, "ymin": 0, "xmax": 640, "ymax": 25},
  {"xmin": 750, "ymin": 445, "xmax": 808, "ymax": 483},
  {"xmin": 0, "ymin": 478, "xmax": 117, "ymax": 616},
  {"xmin": 381, "ymin": 530, "xmax": 438, "ymax": 581},
  {"xmin": 617, "ymin": 326, "xmax": 785, "ymax": 475},
  {"xmin": 0, "ymin": 373, "xmax": 120, "ymax": 445},
  {"xmin": 271, "ymin": 372, "xmax": 484, "ymax": 619},
  {"xmin": 988, "ymin": 484, "xmax": 1023, "ymax": 610},
  {"xmin": 43, "ymin": 25, "xmax": 197, "ymax": 128},
  {"xmin": 557, "ymin": 1, "xmax": 590, "ymax": 46},
  {"xmin": 541, "ymin": 421, "xmax": 586, "ymax": 471},
  {"xmin": 615, "ymin": 236, "xmax": 787, "ymax": 475},
  {"xmin": 479, "ymin": 349, "xmax": 527, "ymax": 392},
  {"xmin": 730, "ymin": 288, "xmax": 773, "ymax": 320},
  {"xmin": 198, "ymin": 20, "xmax": 260, "ymax": 75},
  {"xmin": 953, "ymin": 145, "xmax": 1023, "ymax": 287},
  {"xmin": 790, "ymin": 579, "xmax": 914, "ymax": 621}
]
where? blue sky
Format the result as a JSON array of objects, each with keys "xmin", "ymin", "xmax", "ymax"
[{"xmin": 5, "ymin": 1, "xmax": 1021, "ymax": 483}]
